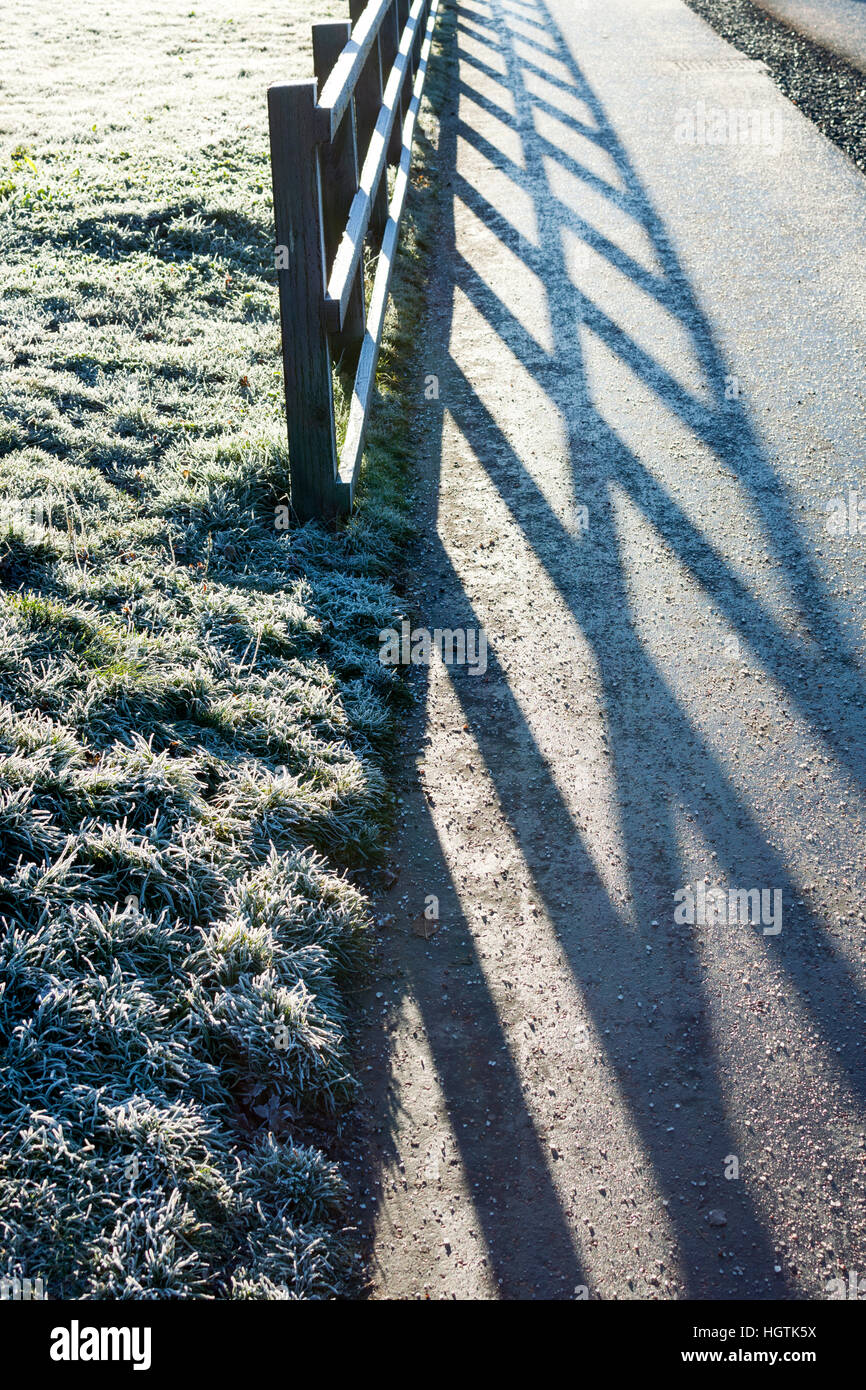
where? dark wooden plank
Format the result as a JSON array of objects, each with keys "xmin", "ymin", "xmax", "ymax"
[
  {"xmin": 349, "ymin": 0, "xmax": 389, "ymax": 244},
  {"xmin": 397, "ymin": 0, "xmax": 413, "ymax": 66},
  {"xmin": 339, "ymin": 0, "xmax": 441, "ymax": 502},
  {"xmin": 413, "ymin": 0, "xmax": 427, "ymax": 69},
  {"xmin": 317, "ymin": 0, "xmax": 392, "ymax": 142},
  {"xmin": 268, "ymin": 81, "xmax": 339, "ymax": 522},
  {"xmin": 395, "ymin": 0, "xmax": 416, "ymax": 154},
  {"xmin": 325, "ymin": 0, "xmax": 426, "ymax": 331},
  {"xmin": 379, "ymin": 1, "xmax": 404, "ymax": 166},
  {"xmin": 313, "ymin": 21, "xmax": 366, "ymax": 365}
]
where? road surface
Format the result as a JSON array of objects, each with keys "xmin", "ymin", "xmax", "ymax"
[{"xmin": 350, "ymin": 0, "xmax": 866, "ymax": 1300}]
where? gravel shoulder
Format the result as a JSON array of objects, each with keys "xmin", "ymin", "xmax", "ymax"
[
  {"xmin": 683, "ymin": 0, "xmax": 866, "ymax": 170},
  {"xmin": 749, "ymin": 0, "xmax": 866, "ymax": 72}
]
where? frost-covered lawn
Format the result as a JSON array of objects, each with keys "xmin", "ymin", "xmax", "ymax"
[{"xmin": 0, "ymin": 0, "xmax": 426, "ymax": 1298}]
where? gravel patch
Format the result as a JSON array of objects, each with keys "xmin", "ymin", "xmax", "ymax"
[{"xmin": 683, "ymin": 0, "xmax": 866, "ymax": 172}]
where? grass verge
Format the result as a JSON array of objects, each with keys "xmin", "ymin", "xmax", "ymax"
[{"xmin": 0, "ymin": 0, "xmax": 448, "ymax": 1298}]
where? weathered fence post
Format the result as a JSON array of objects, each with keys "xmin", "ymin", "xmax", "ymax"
[
  {"xmin": 411, "ymin": 0, "xmax": 425, "ymax": 69},
  {"xmin": 268, "ymin": 80, "xmax": 339, "ymax": 522},
  {"xmin": 380, "ymin": 1, "xmax": 404, "ymax": 166},
  {"xmin": 396, "ymin": 0, "xmax": 417, "ymax": 139},
  {"xmin": 349, "ymin": 0, "xmax": 389, "ymax": 242},
  {"xmin": 397, "ymin": 0, "xmax": 412, "ymax": 55},
  {"xmin": 313, "ymin": 21, "xmax": 366, "ymax": 369},
  {"xmin": 266, "ymin": 0, "xmax": 441, "ymax": 521}
]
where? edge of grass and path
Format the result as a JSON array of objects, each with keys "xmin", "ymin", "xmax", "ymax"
[{"xmin": 0, "ymin": 2, "xmax": 453, "ymax": 1299}]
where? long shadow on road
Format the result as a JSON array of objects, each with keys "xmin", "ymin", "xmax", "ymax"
[{"xmin": 354, "ymin": 0, "xmax": 866, "ymax": 1300}]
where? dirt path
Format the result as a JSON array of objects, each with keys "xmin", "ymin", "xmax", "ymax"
[{"xmin": 349, "ymin": 0, "xmax": 866, "ymax": 1300}]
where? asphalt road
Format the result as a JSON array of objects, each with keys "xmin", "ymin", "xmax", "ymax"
[{"xmin": 351, "ymin": 0, "xmax": 866, "ymax": 1299}]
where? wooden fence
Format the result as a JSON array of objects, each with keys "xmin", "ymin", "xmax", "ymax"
[{"xmin": 268, "ymin": 0, "xmax": 441, "ymax": 523}]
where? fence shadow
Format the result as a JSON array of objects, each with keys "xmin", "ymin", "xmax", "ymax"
[{"xmin": 355, "ymin": 0, "xmax": 866, "ymax": 1299}]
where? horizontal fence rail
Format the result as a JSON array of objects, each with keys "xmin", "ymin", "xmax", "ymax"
[{"xmin": 268, "ymin": 0, "xmax": 441, "ymax": 523}]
